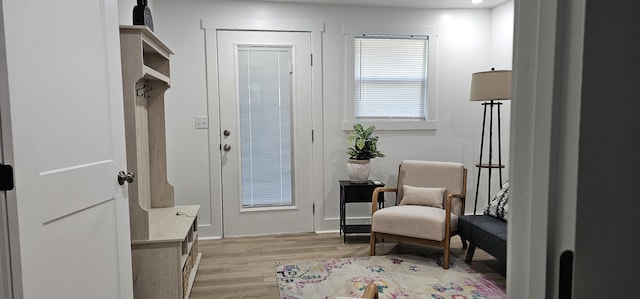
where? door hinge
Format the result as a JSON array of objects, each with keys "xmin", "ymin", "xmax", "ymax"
[
  {"xmin": 0, "ymin": 164, "xmax": 15, "ymax": 191},
  {"xmin": 311, "ymin": 130, "xmax": 314, "ymax": 142},
  {"xmin": 312, "ymin": 203, "xmax": 315, "ymax": 215},
  {"xmin": 310, "ymin": 54, "xmax": 313, "ymax": 66}
]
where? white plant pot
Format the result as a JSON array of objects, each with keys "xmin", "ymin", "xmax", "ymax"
[{"xmin": 347, "ymin": 159, "xmax": 371, "ymax": 183}]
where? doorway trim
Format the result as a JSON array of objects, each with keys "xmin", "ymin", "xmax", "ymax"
[
  {"xmin": 0, "ymin": 103, "xmax": 14, "ymax": 299},
  {"xmin": 509, "ymin": 0, "xmax": 585, "ymax": 296},
  {"xmin": 0, "ymin": 6, "xmax": 19, "ymax": 295},
  {"xmin": 201, "ymin": 19, "xmax": 325, "ymax": 237}
]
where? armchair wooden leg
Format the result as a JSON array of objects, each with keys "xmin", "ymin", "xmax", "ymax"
[
  {"xmin": 369, "ymin": 232, "xmax": 376, "ymax": 256},
  {"xmin": 443, "ymin": 238, "xmax": 450, "ymax": 269}
]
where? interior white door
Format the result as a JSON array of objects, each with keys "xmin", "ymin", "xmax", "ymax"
[
  {"xmin": 0, "ymin": 0, "xmax": 133, "ymax": 298},
  {"xmin": 217, "ymin": 31, "xmax": 314, "ymax": 236}
]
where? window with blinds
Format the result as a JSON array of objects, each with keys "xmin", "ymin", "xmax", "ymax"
[{"xmin": 354, "ymin": 35, "xmax": 429, "ymax": 120}]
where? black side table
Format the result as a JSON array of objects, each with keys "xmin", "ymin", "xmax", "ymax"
[{"xmin": 339, "ymin": 180, "xmax": 385, "ymax": 244}]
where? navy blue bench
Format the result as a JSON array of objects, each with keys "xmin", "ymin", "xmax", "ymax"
[{"xmin": 458, "ymin": 215, "xmax": 507, "ymax": 264}]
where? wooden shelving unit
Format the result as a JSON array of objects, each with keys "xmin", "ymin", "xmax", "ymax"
[
  {"xmin": 131, "ymin": 205, "xmax": 201, "ymax": 299},
  {"xmin": 119, "ymin": 25, "xmax": 200, "ymax": 299}
]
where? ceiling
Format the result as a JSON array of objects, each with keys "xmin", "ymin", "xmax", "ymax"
[{"xmin": 247, "ymin": 0, "xmax": 510, "ymax": 9}]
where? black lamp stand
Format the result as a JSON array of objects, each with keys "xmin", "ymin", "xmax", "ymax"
[{"xmin": 473, "ymin": 100, "xmax": 505, "ymax": 214}]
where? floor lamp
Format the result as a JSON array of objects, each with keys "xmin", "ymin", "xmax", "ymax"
[{"xmin": 469, "ymin": 69, "xmax": 512, "ymax": 214}]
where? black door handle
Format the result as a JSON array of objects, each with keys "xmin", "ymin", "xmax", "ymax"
[{"xmin": 0, "ymin": 164, "xmax": 14, "ymax": 191}]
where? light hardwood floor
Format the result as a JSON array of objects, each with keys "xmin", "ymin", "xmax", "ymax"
[{"xmin": 190, "ymin": 233, "xmax": 506, "ymax": 299}]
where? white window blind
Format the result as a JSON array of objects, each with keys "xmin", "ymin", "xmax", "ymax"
[
  {"xmin": 237, "ymin": 47, "xmax": 293, "ymax": 208},
  {"xmin": 354, "ymin": 36, "xmax": 429, "ymax": 119}
]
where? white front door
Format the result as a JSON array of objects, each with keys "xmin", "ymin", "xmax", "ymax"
[
  {"xmin": 0, "ymin": 0, "xmax": 133, "ymax": 298},
  {"xmin": 217, "ymin": 31, "xmax": 314, "ymax": 236}
]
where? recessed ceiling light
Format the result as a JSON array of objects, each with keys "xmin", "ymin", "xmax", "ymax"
[{"xmin": 471, "ymin": 0, "xmax": 483, "ymax": 4}]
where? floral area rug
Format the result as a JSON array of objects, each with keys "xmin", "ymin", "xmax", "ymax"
[{"xmin": 275, "ymin": 254, "xmax": 505, "ymax": 299}]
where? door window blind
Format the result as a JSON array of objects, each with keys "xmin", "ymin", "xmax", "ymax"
[{"xmin": 237, "ymin": 47, "xmax": 293, "ymax": 208}]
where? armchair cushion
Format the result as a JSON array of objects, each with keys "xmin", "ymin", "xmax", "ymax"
[
  {"xmin": 399, "ymin": 185, "xmax": 446, "ymax": 208},
  {"xmin": 371, "ymin": 206, "xmax": 458, "ymax": 241}
]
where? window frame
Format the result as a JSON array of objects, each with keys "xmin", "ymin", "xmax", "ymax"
[{"xmin": 343, "ymin": 24, "xmax": 439, "ymax": 131}]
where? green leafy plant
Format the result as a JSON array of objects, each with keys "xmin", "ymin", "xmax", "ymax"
[{"xmin": 347, "ymin": 124, "xmax": 385, "ymax": 160}]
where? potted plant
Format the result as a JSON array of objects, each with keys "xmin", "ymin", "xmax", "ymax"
[{"xmin": 346, "ymin": 124, "xmax": 384, "ymax": 182}]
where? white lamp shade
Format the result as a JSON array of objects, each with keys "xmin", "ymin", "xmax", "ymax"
[{"xmin": 469, "ymin": 70, "xmax": 512, "ymax": 101}]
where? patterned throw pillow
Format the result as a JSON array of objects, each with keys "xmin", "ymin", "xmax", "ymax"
[{"xmin": 484, "ymin": 181, "xmax": 509, "ymax": 221}]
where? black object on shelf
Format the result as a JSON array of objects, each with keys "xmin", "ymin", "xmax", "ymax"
[
  {"xmin": 133, "ymin": 0, "xmax": 154, "ymax": 31},
  {"xmin": 339, "ymin": 180, "xmax": 385, "ymax": 244}
]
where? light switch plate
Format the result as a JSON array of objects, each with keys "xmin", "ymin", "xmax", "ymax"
[{"xmin": 194, "ymin": 116, "xmax": 208, "ymax": 129}]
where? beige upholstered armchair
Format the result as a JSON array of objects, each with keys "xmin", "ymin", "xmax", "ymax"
[{"xmin": 369, "ymin": 160, "xmax": 467, "ymax": 269}]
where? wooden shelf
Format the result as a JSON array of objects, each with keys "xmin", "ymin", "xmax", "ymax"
[
  {"xmin": 131, "ymin": 205, "xmax": 200, "ymax": 244},
  {"xmin": 180, "ymin": 231, "xmax": 199, "ymax": 268},
  {"xmin": 143, "ymin": 66, "xmax": 171, "ymax": 85},
  {"xmin": 120, "ymin": 25, "xmax": 174, "ymax": 56},
  {"xmin": 184, "ymin": 253, "xmax": 202, "ymax": 299}
]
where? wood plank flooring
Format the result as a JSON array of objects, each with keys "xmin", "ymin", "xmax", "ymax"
[{"xmin": 190, "ymin": 233, "xmax": 506, "ymax": 298}]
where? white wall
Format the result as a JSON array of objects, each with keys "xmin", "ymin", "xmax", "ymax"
[
  {"xmin": 489, "ymin": 0, "xmax": 514, "ymax": 186},
  {"xmin": 118, "ymin": 0, "xmax": 515, "ymax": 238},
  {"xmin": 491, "ymin": 0, "xmax": 514, "ymax": 69}
]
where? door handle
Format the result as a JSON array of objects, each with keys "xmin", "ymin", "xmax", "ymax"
[
  {"xmin": 223, "ymin": 144, "xmax": 231, "ymax": 151},
  {"xmin": 0, "ymin": 164, "xmax": 14, "ymax": 191},
  {"xmin": 117, "ymin": 171, "xmax": 135, "ymax": 185},
  {"xmin": 223, "ymin": 129, "xmax": 231, "ymax": 136}
]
